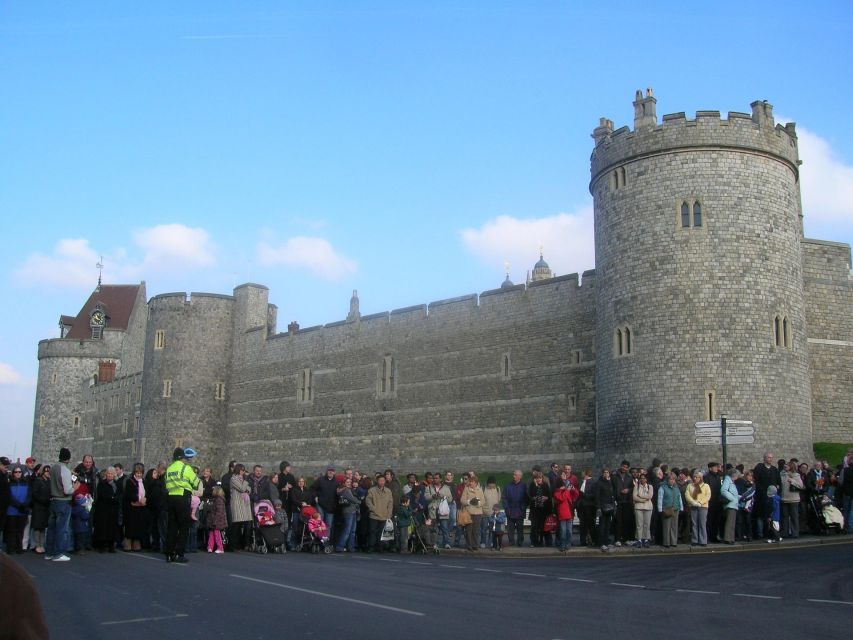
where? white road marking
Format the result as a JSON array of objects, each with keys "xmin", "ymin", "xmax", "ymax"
[
  {"xmin": 101, "ymin": 614, "xmax": 188, "ymax": 626},
  {"xmin": 231, "ymin": 574, "xmax": 425, "ymax": 617},
  {"xmin": 127, "ymin": 553, "xmax": 188, "ymax": 566},
  {"xmin": 439, "ymin": 564, "xmax": 465, "ymax": 569},
  {"xmin": 677, "ymin": 589, "xmax": 720, "ymax": 595},
  {"xmin": 558, "ymin": 577, "xmax": 595, "ymax": 583},
  {"xmin": 378, "ymin": 558, "xmax": 402, "ymax": 563},
  {"xmin": 806, "ymin": 598, "xmax": 853, "ymax": 606},
  {"xmin": 406, "ymin": 561, "xmax": 433, "ymax": 565},
  {"xmin": 474, "ymin": 568, "xmax": 501, "ymax": 573},
  {"xmin": 611, "ymin": 583, "xmax": 645, "ymax": 589},
  {"xmin": 513, "ymin": 572, "xmax": 547, "ymax": 578},
  {"xmin": 732, "ymin": 593, "xmax": 781, "ymax": 600}
]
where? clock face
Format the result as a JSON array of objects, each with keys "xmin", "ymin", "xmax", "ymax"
[{"xmin": 91, "ymin": 311, "xmax": 105, "ymax": 326}]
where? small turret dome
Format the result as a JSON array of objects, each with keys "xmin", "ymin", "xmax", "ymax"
[{"xmin": 501, "ymin": 274, "xmax": 514, "ymax": 289}]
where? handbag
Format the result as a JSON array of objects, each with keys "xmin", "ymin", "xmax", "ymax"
[
  {"xmin": 663, "ymin": 506, "xmax": 675, "ymax": 518},
  {"xmin": 456, "ymin": 506, "xmax": 472, "ymax": 527},
  {"xmin": 543, "ymin": 514, "xmax": 558, "ymax": 533},
  {"xmin": 381, "ymin": 519, "xmax": 395, "ymax": 541}
]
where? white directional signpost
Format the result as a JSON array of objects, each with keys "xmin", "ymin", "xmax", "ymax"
[{"xmin": 694, "ymin": 417, "xmax": 755, "ymax": 469}]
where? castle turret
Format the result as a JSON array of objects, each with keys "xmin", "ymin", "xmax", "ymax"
[{"xmin": 590, "ymin": 92, "xmax": 812, "ymax": 466}]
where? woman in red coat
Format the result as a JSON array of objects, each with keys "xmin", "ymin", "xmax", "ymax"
[{"xmin": 552, "ymin": 471, "xmax": 580, "ymax": 552}]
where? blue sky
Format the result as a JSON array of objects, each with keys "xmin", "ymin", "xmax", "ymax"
[{"xmin": 2, "ymin": 2, "xmax": 852, "ymax": 460}]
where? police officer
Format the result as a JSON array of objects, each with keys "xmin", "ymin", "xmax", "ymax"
[{"xmin": 164, "ymin": 447, "xmax": 200, "ymax": 563}]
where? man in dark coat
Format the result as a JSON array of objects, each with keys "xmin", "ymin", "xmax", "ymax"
[
  {"xmin": 703, "ymin": 462, "xmax": 723, "ymax": 542},
  {"xmin": 502, "ymin": 470, "xmax": 528, "ymax": 547},
  {"xmin": 277, "ymin": 461, "xmax": 297, "ymax": 518},
  {"xmin": 0, "ymin": 456, "xmax": 10, "ymax": 544},
  {"xmin": 311, "ymin": 467, "xmax": 339, "ymax": 531},
  {"xmin": 611, "ymin": 460, "xmax": 635, "ymax": 546},
  {"xmin": 752, "ymin": 452, "xmax": 781, "ymax": 539}
]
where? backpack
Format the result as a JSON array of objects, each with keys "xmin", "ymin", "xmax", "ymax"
[{"xmin": 437, "ymin": 497, "xmax": 450, "ymax": 518}]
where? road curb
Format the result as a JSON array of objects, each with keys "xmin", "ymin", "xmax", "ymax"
[{"xmin": 437, "ymin": 535, "xmax": 853, "ymax": 560}]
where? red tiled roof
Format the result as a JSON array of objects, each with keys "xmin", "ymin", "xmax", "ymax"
[
  {"xmin": 59, "ymin": 315, "xmax": 75, "ymax": 326},
  {"xmin": 64, "ymin": 285, "xmax": 142, "ymax": 339}
]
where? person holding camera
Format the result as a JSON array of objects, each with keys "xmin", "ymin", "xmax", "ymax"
[{"xmin": 459, "ymin": 473, "xmax": 485, "ymax": 551}]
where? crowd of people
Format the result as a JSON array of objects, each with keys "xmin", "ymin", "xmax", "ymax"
[{"xmin": 1, "ymin": 446, "xmax": 851, "ymax": 563}]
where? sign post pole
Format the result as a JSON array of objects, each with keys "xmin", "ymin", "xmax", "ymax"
[{"xmin": 720, "ymin": 414, "xmax": 728, "ymax": 470}]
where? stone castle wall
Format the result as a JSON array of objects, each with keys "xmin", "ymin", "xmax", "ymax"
[
  {"xmin": 592, "ymin": 104, "xmax": 814, "ymax": 467},
  {"xmin": 803, "ymin": 239, "xmax": 853, "ymax": 444},
  {"xmin": 224, "ymin": 274, "xmax": 597, "ymax": 474}
]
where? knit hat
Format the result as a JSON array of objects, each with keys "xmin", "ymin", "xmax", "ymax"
[{"xmin": 59, "ymin": 448, "xmax": 71, "ymax": 462}]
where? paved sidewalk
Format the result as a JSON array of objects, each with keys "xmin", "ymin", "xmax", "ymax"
[{"xmin": 440, "ymin": 532, "xmax": 852, "ymax": 559}]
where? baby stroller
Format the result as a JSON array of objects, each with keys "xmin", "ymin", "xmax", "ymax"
[
  {"xmin": 808, "ymin": 493, "xmax": 843, "ymax": 534},
  {"xmin": 249, "ymin": 500, "xmax": 287, "ymax": 554},
  {"xmin": 297, "ymin": 506, "xmax": 333, "ymax": 554},
  {"xmin": 409, "ymin": 511, "xmax": 439, "ymax": 555}
]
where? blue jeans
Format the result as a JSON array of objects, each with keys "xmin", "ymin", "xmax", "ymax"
[
  {"xmin": 480, "ymin": 515, "xmax": 493, "ymax": 547},
  {"xmin": 46, "ymin": 500, "xmax": 72, "ymax": 557},
  {"xmin": 558, "ymin": 519, "xmax": 573, "ymax": 550},
  {"xmin": 317, "ymin": 506, "xmax": 334, "ymax": 533},
  {"xmin": 436, "ymin": 518, "xmax": 450, "ymax": 547},
  {"xmin": 844, "ymin": 496, "xmax": 853, "ymax": 533},
  {"xmin": 336, "ymin": 512, "xmax": 357, "ymax": 552}
]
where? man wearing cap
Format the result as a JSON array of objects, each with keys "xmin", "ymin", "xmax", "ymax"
[
  {"xmin": 311, "ymin": 466, "xmax": 339, "ymax": 533},
  {"xmin": 164, "ymin": 447, "xmax": 200, "ymax": 563},
  {"xmin": 45, "ymin": 448, "xmax": 74, "ymax": 561}
]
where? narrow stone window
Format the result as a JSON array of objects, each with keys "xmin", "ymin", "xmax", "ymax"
[
  {"xmin": 51, "ymin": 373, "xmax": 57, "ymax": 384},
  {"xmin": 568, "ymin": 394, "xmax": 577, "ymax": 411},
  {"xmin": 615, "ymin": 329, "xmax": 623, "ymax": 356},
  {"xmin": 125, "ymin": 391, "xmax": 131, "ymax": 408},
  {"xmin": 610, "ymin": 171, "xmax": 618, "ymax": 192},
  {"xmin": 705, "ymin": 390, "xmax": 716, "ymax": 421},
  {"xmin": 501, "ymin": 353, "xmax": 511, "ymax": 380},
  {"xmin": 572, "ymin": 349, "xmax": 582, "ymax": 364},
  {"xmin": 624, "ymin": 327, "xmax": 632, "ymax": 354},
  {"xmin": 693, "ymin": 201, "xmax": 702, "ymax": 227},
  {"xmin": 73, "ymin": 416, "xmax": 80, "ymax": 428},
  {"xmin": 681, "ymin": 202, "xmax": 690, "ymax": 228},
  {"xmin": 154, "ymin": 330, "xmax": 166, "ymax": 350},
  {"xmin": 783, "ymin": 317, "xmax": 791, "ymax": 348},
  {"xmin": 131, "ymin": 439, "xmax": 137, "ymax": 456},
  {"xmin": 619, "ymin": 166, "xmax": 627, "ymax": 188},
  {"xmin": 162, "ymin": 379, "xmax": 172, "ymax": 398},
  {"xmin": 38, "ymin": 415, "xmax": 46, "ymax": 428},
  {"xmin": 136, "ymin": 387, "xmax": 142, "ymax": 403},
  {"xmin": 299, "ymin": 368, "xmax": 313, "ymax": 403},
  {"xmin": 774, "ymin": 316, "xmax": 781, "ymax": 347},
  {"xmin": 215, "ymin": 381, "xmax": 226, "ymax": 401},
  {"xmin": 122, "ymin": 417, "xmax": 128, "ymax": 435},
  {"xmin": 134, "ymin": 416, "xmax": 139, "ymax": 433}
]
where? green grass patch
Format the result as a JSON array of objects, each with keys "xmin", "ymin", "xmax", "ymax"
[{"xmin": 813, "ymin": 442, "xmax": 853, "ymax": 467}]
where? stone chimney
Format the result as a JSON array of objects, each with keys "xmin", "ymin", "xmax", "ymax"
[
  {"xmin": 287, "ymin": 321, "xmax": 300, "ymax": 335},
  {"xmin": 592, "ymin": 117, "xmax": 614, "ymax": 146},
  {"xmin": 750, "ymin": 100, "xmax": 775, "ymax": 128},
  {"xmin": 633, "ymin": 87, "xmax": 657, "ymax": 130}
]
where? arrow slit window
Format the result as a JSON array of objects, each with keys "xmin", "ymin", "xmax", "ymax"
[{"xmin": 705, "ymin": 390, "xmax": 716, "ymax": 421}]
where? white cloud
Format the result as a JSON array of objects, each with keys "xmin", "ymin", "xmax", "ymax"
[
  {"xmin": 0, "ymin": 363, "xmax": 22, "ymax": 385},
  {"xmin": 795, "ymin": 125, "xmax": 853, "ymax": 226},
  {"xmin": 460, "ymin": 205, "xmax": 595, "ymax": 282},
  {"xmin": 257, "ymin": 236, "xmax": 357, "ymax": 281},
  {"xmin": 14, "ymin": 224, "xmax": 216, "ymax": 289},
  {"xmin": 134, "ymin": 224, "xmax": 216, "ymax": 269}
]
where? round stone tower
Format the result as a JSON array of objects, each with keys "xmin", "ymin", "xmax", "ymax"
[
  {"xmin": 591, "ymin": 89, "xmax": 813, "ymax": 467},
  {"xmin": 139, "ymin": 292, "xmax": 235, "ymax": 469}
]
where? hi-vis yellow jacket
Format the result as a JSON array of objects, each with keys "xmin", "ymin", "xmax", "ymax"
[{"xmin": 165, "ymin": 460, "xmax": 200, "ymax": 497}]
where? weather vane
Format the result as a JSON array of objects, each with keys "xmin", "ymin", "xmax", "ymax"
[
  {"xmin": 504, "ymin": 260, "xmax": 510, "ymax": 275},
  {"xmin": 96, "ymin": 256, "xmax": 104, "ymax": 290}
]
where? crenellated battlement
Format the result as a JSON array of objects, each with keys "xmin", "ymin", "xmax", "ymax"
[
  {"xmin": 263, "ymin": 270, "xmax": 596, "ymax": 346},
  {"xmin": 590, "ymin": 93, "xmax": 800, "ymax": 189}
]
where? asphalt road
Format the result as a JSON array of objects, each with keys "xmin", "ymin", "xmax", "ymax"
[{"xmin": 12, "ymin": 540, "xmax": 853, "ymax": 639}]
